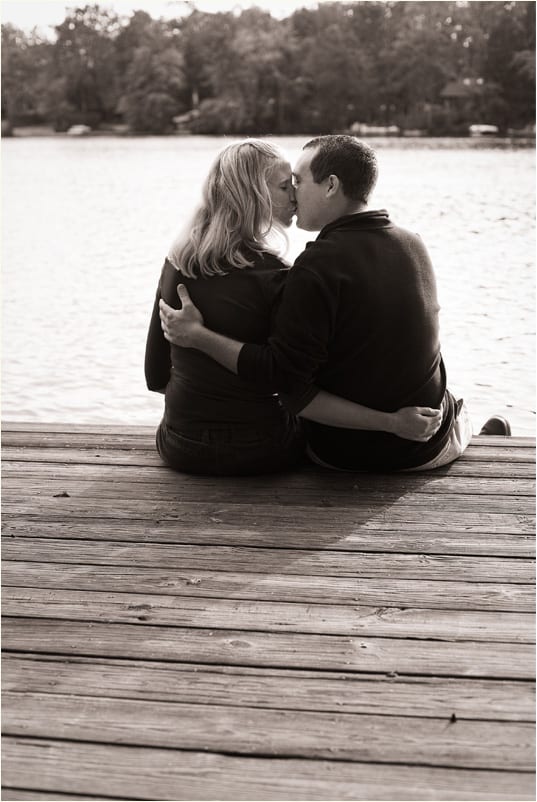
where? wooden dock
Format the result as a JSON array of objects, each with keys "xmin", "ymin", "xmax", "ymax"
[{"xmin": 1, "ymin": 422, "xmax": 535, "ymax": 801}]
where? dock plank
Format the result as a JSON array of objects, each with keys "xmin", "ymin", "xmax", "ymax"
[
  {"xmin": 4, "ymin": 654, "xmax": 534, "ymax": 721},
  {"xmin": 3, "ymin": 538, "xmax": 533, "ymax": 581},
  {"xmin": 2, "ymin": 423, "xmax": 535, "ymax": 801},
  {"xmin": 3, "ymin": 560, "xmax": 534, "ymax": 611},
  {"xmin": 3, "ymin": 516, "xmax": 534, "ymax": 557},
  {"xmin": 2, "ymin": 737, "xmax": 535, "ymax": 801},
  {"xmin": 3, "ymin": 472, "xmax": 536, "ymax": 496},
  {"xmin": 3, "ymin": 486, "xmax": 533, "ymax": 515},
  {"xmin": 1, "ymin": 792, "xmax": 111, "ymax": 801},
  {"xmin": 3, "ymin": 586, "xmax": 534, "ymax": 643},
  {"xmin": 5, "ymin": 455, "xmax": 533, "ymax": 477},
  {"xmin": 3, "ymin": 617, "xmax": 534, "ymax": 679},
  {"xmin": 3, "ymin": 691, "xmax": 535, "ymax": 770}
]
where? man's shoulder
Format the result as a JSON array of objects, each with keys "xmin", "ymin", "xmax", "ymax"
[{"xmin": 387, "ymin": 222, "xmax": 423, "ymax": 242}]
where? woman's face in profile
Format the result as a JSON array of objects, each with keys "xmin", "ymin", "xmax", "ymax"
[{"xmin": 267, "ymin": 161, "xmax": 296, "ymax": 228}]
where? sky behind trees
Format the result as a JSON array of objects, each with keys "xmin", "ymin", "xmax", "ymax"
[{"xmin": 1, "ymin": 0, "xmax": 320, "ymax": 32}]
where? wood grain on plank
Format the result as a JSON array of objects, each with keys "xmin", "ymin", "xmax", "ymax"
[
  {"xmin": 2, "ymin": 421, "xmax": 156, "ymax": 436},
  {"xmin": 3, "ymin": 618, "xmax": 534, "ymax": 679},
  {"xmin": 4, "ymin": 456, "xmax": 533, "ymax": 479},
  {"xmin": 3, "ymin": 539, "xmax": 534, "ymax": 582},
  {"xmin": 1, "ymin": 446, "xmax": 164, "ymax": 466},
  {"xmin": 3, "ymin": 691, "xmax": 534, "ymax": 770},
  {"xmin": 1, "ymin": 791, "xmax": 112, "ymax": 801},
  {"xmin": 2, "ymin": 423, "xmax": 532, "ymax": 450},
  {"xmin": 2, "ymin": 510, "xmax": 535, "ymax": 557},
  {"xmin": 3, "ymin": 487, "xmax": 533, "ymax": 516},
  {"xmin": 3, "ymin": 518, "xmax": 534, "ymax": 563},
  {"xmin": 2, "ymin": 441, "xmax": 535, "ymax": 467},
  {"xmin": 3, "ymin": 586, "xmax": 534, "ymax": 643},
  {"xmin": 4, "ymin": 654, "xmax": 534, "ymax": 721},
  {"xmin": 1, "ymin": 440, "xmax": 533, "ymax": 492},
  {"xmin": 3, "ymin": 561, "xmax": 533, "ymax": 612},
  {"xmin": 2, "ymin": 737, "xmax": 535, "ymax": 801},
  {"xmin": 1, "ymin": 431, "xmax": 156, "ymax": 450},
  {"xmin": 2, "ymin": 431, "xmax": 534, "ymax": 460},
  {"xmin": 3, "ymin": 472, "xmax": 535, "ymax": 498}
]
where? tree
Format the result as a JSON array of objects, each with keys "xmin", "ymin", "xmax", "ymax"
[
  {"xmin": 483, "ymin": 1, "xmax": 535, "ymax": 128},
  {"xmin": 177, "ymin": 9, "xmax": 238, "ymax": 111},
  {"xmin": 1, "ymin": 24, "xmax": 53, "ymax": 131},
  {"xmin": 226, "ymin": 11, "xmax": 291, "ymax": 133},
  {"xmin": 51, "ymin": 5, "xmax": 121, "ymax": 129},
  {"xmin": 2, "ymin": 1, "xmax": 534, "ymax": 135},
  {"xmin": 183, "ymin": 8, "xmax": 289, "ymax": 134},
  {"xmin": 121, "ymin": 44, "xmax": 187, "ymax": 133}
]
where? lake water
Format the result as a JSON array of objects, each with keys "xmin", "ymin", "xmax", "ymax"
[{"xmin": 2, "ymin": 135, "xmax": 535, "ymax": 435}]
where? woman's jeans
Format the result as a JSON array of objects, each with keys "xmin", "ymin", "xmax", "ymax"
[{"xmin": 156, "ymin": 415, "xmax": 306, "ymax": 476}]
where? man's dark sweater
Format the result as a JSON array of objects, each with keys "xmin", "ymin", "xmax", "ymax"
[{"xmin": 237, "ymin": 210, "xmax": 456, "ymax": 470}]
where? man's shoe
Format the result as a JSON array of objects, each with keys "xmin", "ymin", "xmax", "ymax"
[{"xmin": 479, "ymin": 416, "xmax": 512, "ymax": 436}]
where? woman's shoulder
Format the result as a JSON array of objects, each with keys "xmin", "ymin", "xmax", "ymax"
[
  {"xmin": 160, "ymin": 251, "xmax": 288, "ymax": 296},
  {"xmin": 250, "ymin": 250, "xmax": 289, "ymax": 282},
  {"xmin": 216, "ymin": 250, "xmax": 289, "ymax": 307},
  {"xmin": 247, "ymin": 249, "xmax": 289, "ymax": 272},
  {"xmin": 159, "ymin": 258, "xmax": 193, "ymax": 307},
  {"xmin": 250, "ymin": 253, "xmax": 290, "ymax": 307}
]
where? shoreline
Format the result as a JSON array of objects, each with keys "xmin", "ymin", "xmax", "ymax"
[{"xmin": 3, "ymin": 126, "xmax": 536, "ymax": 146}]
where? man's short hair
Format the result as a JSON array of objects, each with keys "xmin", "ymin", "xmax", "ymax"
[{"xmin": 303, "ymin": 134, "xmax": 378, "ymax": 203}]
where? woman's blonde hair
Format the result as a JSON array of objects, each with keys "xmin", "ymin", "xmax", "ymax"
[{"xmin": 168, "ymin": 139, "xmax": 287, "ymax": 278}]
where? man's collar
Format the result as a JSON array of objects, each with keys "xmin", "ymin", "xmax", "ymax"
[{"xmin": 318, "ymin": 209, "xmax": 390, "ymax": 238}]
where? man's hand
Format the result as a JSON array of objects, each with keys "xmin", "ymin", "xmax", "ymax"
[
  {"xmin": 159, "ymin": 285, "xmax": 204, "ymax": 348},
  {"xmin": 390, "ymin": 406, "xmax": 442, "ymax": 442}
]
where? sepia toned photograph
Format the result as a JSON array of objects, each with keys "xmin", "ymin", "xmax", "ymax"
[{"xmin": 2, "ymin": 0, "xmax": 535, "ymax": 799}]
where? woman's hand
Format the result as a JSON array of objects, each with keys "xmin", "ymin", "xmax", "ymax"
[
  {"xmin": 389, "ymin": 406, "xmax": 443, "ymax": 442},
  {"xmin": 159, "ymin": 285, "xmax": 204, "ymax": 347}
]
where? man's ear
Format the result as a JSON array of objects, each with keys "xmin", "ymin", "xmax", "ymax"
[{"xmin": 326, "ymin": 174, "xmax": 340, "ymax": 197}]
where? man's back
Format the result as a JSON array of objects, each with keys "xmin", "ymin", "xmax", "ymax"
[{"xmin": 238, "ymin": 210, "xmax": 456, "ymax": 470}]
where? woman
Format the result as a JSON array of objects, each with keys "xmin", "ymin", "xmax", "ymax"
[{"xmin": 145, "ymin": 140, "xmax": 440, "ymax": 475}]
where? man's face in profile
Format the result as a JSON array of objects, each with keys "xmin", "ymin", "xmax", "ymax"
[{"xmin": 293, "ymin": 147, "xmax": 327, "ymax": 232}]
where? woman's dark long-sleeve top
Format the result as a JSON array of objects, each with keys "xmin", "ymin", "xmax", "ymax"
[{"xmin": 145, "ymin": 253, "xmax": 290, "ymax": 432}]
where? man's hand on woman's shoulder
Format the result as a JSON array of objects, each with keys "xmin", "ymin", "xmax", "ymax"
[{"xmin": 159, "ymin": 285, "xmax": 205, "ymax": 347}]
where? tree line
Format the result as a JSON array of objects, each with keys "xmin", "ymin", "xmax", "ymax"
[{"xmin": 2, "ymin": 1, "xmax": 535, "ymax": 136}]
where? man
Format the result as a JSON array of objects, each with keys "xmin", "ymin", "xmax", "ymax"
[{"xmin": 159, "ymin": 135, "xmax": 508, "ymax": 471}]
